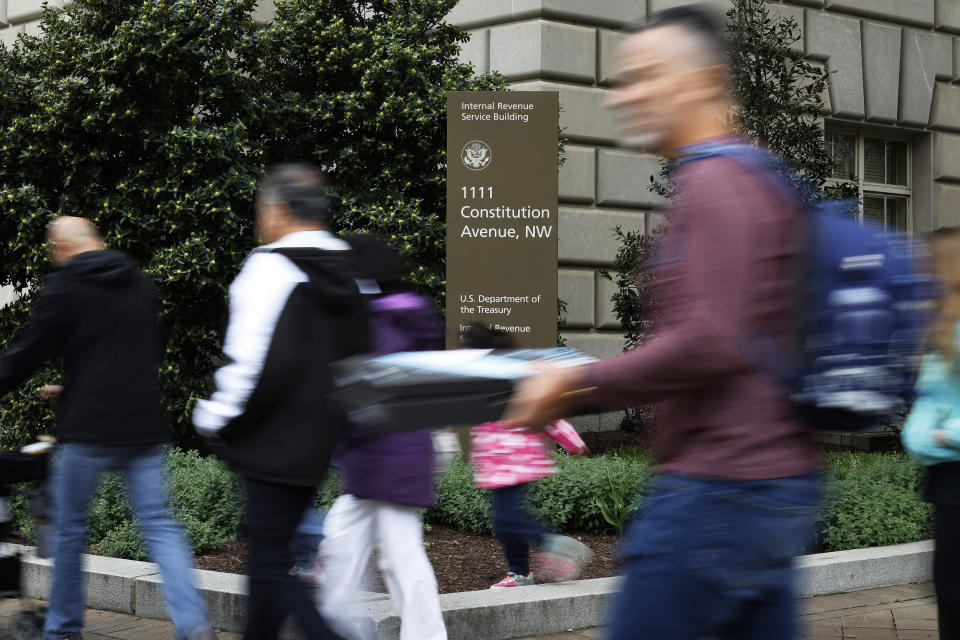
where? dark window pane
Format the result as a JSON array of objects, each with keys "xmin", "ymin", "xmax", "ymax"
[
  {"xmin": 863, "ymin": 195, "xmax": 885, "ymax": 228},
  {"xmin": 863, "ymin": 138, "xmax": 885, "ymax": 183},
  {"xmin": 887, "ymin": 196, "xmax": 908, "ymax": 232},
  {"xmin": 886, "ymin": 141, "xmax": 907, "ymax": 185},
  {"xmin": 829, "ymin": 133, "xmax": 856, "ymax": 180}
]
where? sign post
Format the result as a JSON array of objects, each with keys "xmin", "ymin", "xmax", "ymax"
[{"xmin": 446, "ymin": 91, "xmax": 559, "ymax": 349}]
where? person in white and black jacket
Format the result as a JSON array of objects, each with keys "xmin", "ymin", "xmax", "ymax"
[{"xmin": 193, "ymin": 164, "xmax": 368, "ymax": 640}]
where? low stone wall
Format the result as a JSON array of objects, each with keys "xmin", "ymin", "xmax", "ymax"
[{"xmin": 3, "ymin": 539, "xmax": 935, "ymax": 639}]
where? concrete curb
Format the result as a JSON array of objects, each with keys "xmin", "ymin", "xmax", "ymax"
[
  {"xmin": 2, "ymin": 540, "xmax": 934, "ymax": 639},
  {"xmin": 795, "ymin": 539, "xmax": 934, "ymax": 598}
]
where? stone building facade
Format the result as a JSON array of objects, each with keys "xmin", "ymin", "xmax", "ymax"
[{"xmin": 1, "ymin": 0, "xmax": 959, "ymax": 429}]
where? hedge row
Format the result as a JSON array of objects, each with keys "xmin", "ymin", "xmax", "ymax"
[{"xmin": 8, "ymin": 447, "xmax": 933, "ymax": 560}]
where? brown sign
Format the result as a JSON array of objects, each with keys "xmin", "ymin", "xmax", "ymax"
[{"xmin": 446, "ymin": 90, "xmax": 559, "ymax": 348}]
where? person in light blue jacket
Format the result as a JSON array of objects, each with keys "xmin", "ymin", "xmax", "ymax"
[{"xmin": 902, "ymin": 227, "xmax": 960, "ymax": 640}]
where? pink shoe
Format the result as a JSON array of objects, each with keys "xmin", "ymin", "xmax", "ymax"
[
  {"xmin": 289, "ymin": 561, "xmax": 326, "ymax": 586},
  {"xmin": 534, "ymin": 534, "xmax": 592, "ymax": 582},
  {"xmin": 489, "ymin": 572, "xmax": 535, "ymax": 589}
]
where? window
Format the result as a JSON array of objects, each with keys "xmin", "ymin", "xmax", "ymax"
[{"xmin": 826, "ymin": 131, "xmax": 911, "ymax": 233}]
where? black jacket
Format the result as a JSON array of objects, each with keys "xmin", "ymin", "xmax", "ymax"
[
  {"xmin": 0, "ymin": 250, "xmax": 169, "ymax": 446},
  {"xmin": 193, "ymin": 231, "xmax": 369, "ymax": 486}
]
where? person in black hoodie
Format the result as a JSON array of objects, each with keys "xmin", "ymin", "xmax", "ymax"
[
  {"xmin": 193, "ymin": 165, "xmax": 368, "ymax": 640},
  {"xmin": 0, "ymin": 217, "xmax": 215, "ymax": 640}
]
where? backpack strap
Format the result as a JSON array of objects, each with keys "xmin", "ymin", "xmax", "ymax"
[{"xmin": 676, "ymin": 141, "xmax": 808, "ymax": 390}]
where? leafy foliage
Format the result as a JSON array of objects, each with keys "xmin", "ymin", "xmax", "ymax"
[
  {"xmin": 7, "ymin": 448, "xmax": 934, "ymax": 558},
  {"xmin": 727, "ymin": 0, "xmax": 857, "ymax": 201},
  {"xmin": 598, "ymin": 227, "xmax": 662, "ymax": 432},
  {"xmin": 248, "ymin": 0, "xmax": 505, "ymax": 299},
  {"xmin": 0, "ymin": 0, "xmax": 266, "ymax": 446},
  {"xmin": 527, "ymin": 453, "xmax": 651, "ymax": 533},
  {"xmin": 818, "ymin": 452, "xmax": 933, "ymax": 551},
  {"xmin": 423, "ymin": 452, "xmax": 652, "ymax": 535},
  {"xmin": 425, "ymin": 456, "xmax": 493, "ymax": 534},
  {"xmin": 595, "ymin": 472, "xmax": 636, "ymax": 535},
  {"xmin": 13, "ymin": 447, "xmax": 244, "ymax": 559},
  {"xmin": 164, "ymin": 448, "xmax": 245, "ymax": 553},
  {"xmin": 0, "ymin": 0, "xmax": 504, "ymax": 445}
]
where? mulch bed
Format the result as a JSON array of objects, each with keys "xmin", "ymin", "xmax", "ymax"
[
  {"xmin": 194, "ymin": 525, "xmax": 622, "ymax": 594},
  {"xmin": 424, "ymin": 525, "xmax": 621, "ymax": 593}
]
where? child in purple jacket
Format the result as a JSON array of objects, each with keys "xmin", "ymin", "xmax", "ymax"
[{"xmin": 320, "ymin": 237, "xmax": 446, "ymax": 640}]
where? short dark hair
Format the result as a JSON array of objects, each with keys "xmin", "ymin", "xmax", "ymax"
[
  {"xmin": 627, "ymin": 4, "xmax": 728, "ymax": 65},
  {"xmin": 258, "ymin": 163, "xmax": 333, "ymax": 223}
]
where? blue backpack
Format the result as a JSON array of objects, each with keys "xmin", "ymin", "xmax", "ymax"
[{"xmin": 681, "ymin": 142, "xmax": 934, "ymax": 432}]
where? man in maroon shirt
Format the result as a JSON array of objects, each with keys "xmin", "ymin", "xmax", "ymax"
[{"xmin": 506, "ymin": 6, "xmax": 820, "ymax": 638}]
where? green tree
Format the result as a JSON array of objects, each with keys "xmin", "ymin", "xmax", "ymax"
[
  {"xmin": 727, "ymin": 0, "xmax": 857, "ymax": 200},
  {"xmin": 598, "ymin": 227, "xmax": 661, "ymax": 432},
  {"xmin": 0, "ymin": 0, "xmax": 503, "ymax": 446},
  {"xmin": 248, "ymin": 0, "xmax": 505, "ymax": 301},
  {"xmin": 0, "ymin": 0, "xmax": 264, "ymax": 447}
]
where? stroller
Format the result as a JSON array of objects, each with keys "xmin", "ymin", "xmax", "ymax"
[{"xmin": 0, "ymin": 438, "xmax": 54, "ymax": 640}]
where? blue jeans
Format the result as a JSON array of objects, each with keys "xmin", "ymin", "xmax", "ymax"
[
  {"xmin": 290, "ymin": 503, "xmax": 326, "ymax": 566},
  {"xmin": 492, "ymin": 483, "xmax": 545, "ymax": 575},
  {"xmin": 607, "ymin": 472, "xmax": 820, "ymax": 640},
  {"xmin": 44, "ymin": 444, "xmax": 209, "ymax": 640}
]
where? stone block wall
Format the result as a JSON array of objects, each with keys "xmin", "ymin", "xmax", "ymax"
[{"xmin": 792, "ymin": 0, "xmax": 960, "ymax": 236}]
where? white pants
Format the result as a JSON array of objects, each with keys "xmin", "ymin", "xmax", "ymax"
[{"xmin": 320, "ymin": 494, "xmax": 447, "ymax": 640}]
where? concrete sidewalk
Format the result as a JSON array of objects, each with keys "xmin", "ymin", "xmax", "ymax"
[
  {"xmin": 0, "ymin": 582, "xmax": 936, "ymax": 640},
  {"xmin": 0, "ymin": 597, "xmax": 240, "ymax": 640},
  {"xmin": 519, "ymin": 582, "xmax": 939, "ymax": 640}
]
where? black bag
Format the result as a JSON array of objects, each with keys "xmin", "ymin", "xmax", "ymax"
[{"xmin": 330, "ymin": 347, "xmax": 594, "ymax": 432}]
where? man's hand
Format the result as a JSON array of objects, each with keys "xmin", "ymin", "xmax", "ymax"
[
  {"xmin": 38, "ymin": 384, "xmax": 63, "ymax": 404},
  {"xmin": 504, "ymin": 364, "xmax": 587, "ymax": 430}
]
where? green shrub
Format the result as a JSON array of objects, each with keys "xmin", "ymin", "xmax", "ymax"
[
  {"xmin": 86, "ymin": 472, "xmax": 135, "ymax": 548},
  {"xmin": 425, "ymin": 457, "xmax": 492, "ymax": 534},
  {"xmin": 424, "ymin": 452, "xmax": 652, "ymax": 536},
  {"xmin": 0, "ymin": 0, "xmax": 506, "ymax": 447},
  {"xmin": 12, "ymin": 448, "xmax": 244, "ymax": 560},
  {"xmin": 819, "ymin": 453, "xmax": 933, "ymax": 551},
  {"xmin": 316, "ymin": 469, "xmax": 342, "ymax": 511},
  {"xmin": 8, "ymin": 487, "xmax": 36, "ymax": 541},
  {"xmin": 90, "ymin": 520, "xmax": 148, "ymax": 562},
  {"xmin": 82, "ymin": 448, "xmax": 245, "ymax": 559},
  {"xmin": 165, "ymin": 448, "xmax": 244, "ymax": 555},
  {"xmin": 527, "ymin": 454, "xmax": 651, "ymax": 534},
  {"xmin": 5, "ymin": 447, "xmax": 938, "ymax": 561}
]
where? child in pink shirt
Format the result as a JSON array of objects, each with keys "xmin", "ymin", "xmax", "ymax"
[{"xmin": 462, "ymin": 324, "xmax": 591, "ymax": 589}]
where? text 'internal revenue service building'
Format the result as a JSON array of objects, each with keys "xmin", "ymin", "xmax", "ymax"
[{"xmin": 446, "ymin": 91, "xmax": 559, "ymax": 349}]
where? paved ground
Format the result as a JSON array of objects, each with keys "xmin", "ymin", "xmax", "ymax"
[
  {"xmin": 0, "ymin": 582, "xmax": 937, "ymax": 639},
  {"xmin": 522, "ymin": 582, "xmax": 939, "ymax": 640},
  {"xmin": 0, "ymin": 598, "xmax": 243, "ymax": 640}
]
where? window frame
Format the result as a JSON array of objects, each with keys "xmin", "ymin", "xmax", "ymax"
[{"xmin": 825, "ymin": 129, "xmax": 913, "ymax": 234}]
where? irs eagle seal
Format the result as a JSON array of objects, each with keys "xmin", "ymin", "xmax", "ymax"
[{"xmin": 461, "ymin": 140, "xmax": 491, "ymax": 171}]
